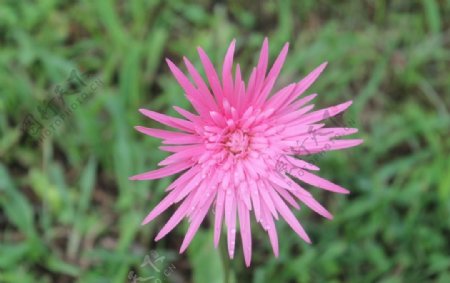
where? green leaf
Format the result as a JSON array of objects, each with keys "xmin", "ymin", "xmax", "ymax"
[{"xmin": 188, "ymin": 230, "xmax": 224, "ymax": 283}]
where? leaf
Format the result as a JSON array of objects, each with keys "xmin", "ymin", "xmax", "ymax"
[
  {"xmin": 188, "ymin": 230, "xmax": 224, "ymax": 283},
  {"xmin": 422, "ymin": 0, "xmax": 441, "ymax": 34},
  {"xmin": 0, "ymin": 164, "xmax": 37, "ymax": 238}
]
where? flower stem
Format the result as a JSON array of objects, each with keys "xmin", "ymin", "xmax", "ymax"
[{"xmin": 219, "ymin": 239, "xmax": 230, "ymax": 283}]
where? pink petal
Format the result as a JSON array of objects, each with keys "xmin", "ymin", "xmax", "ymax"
[
  {"xmin": 222, "ymin": 39, "xmax": 236, "ymax": 101},
  {"xmin": 273, "ymin": 184, "xmax": 300, "ymax": 210},
  {"xmin": 313, "ymin": 127, "xmax": 359, "ymax": 138},
  {"xmin": 141, "ymin": 189, "xmax": 179, "ymax": 225},
  {"xmin": 249, "ymin": 180, "xmax": 261, "ymax": 222},
  {"xmin": 179, "ymin": 191, "xmax": 216, "ymax": 253},
  {"xmin": 237, "ymin": 199, "xmax": 252, "ymax": 267},
  {"xmin": 165, "ymin": 166, "xmax": 199, "ymax": 192},
  {"xmin": 294, "ymin": 192, "xmax": 333, "ymax": 219},
  {"xmin": 259, "ymin": 180, "xmax": 278, "ymax": 219},
  {"xmin": 284, "ymin": 93, "xmax": 318, "ymax": 113},
  {"xmin": 158, "ymin": 146, "xmax": 204, "ymax": 166},
  {"xmin": 244, "ymin": 67, "xmax": 257, "ymax": 107},
  {"xmin": 257, "ymin": 38, "xmax": 269, "ymax": 84},
  {"xmin": 291, "ymin": 170, "xmax": 350, "ymax": 194},
  {"xmin": 173, "ymin": 105, "xmax": 203, "ymax": 124},
  {"xmin": 214, "ymin": 188, "xmax": 226, "ymax": 247},
  {"xmin": 262, "ymin": 202, "xmax": 279, "ymax": 257},
  {"xmin": 129, "ymin": 160, "xmax": 193, "ymax": 181},
  {"xmin": 173, "ymin": 173, "xmax": 204, "ymax": 203},
  {"xmin": 197, "ymin": 47, "xmax": 224, "ymax": 106},
  {"xmin": 285, "ymin": 139, "xmax": 364, "ymax": 154},
  {"xmin": 265, "ymin": 83, "xmax": 296, "ymax": 110},
  {"xmin": 282, "ymin": 62, "xmax": 328, "ymax": 107},
  {"xmin": 297, "ymin": 100, "xmax": 353, "ymax": 124},
  {"xmin": 238, "ymin": 181, "xmax": 252, "ymax": 210},
  {"xmin": 251, "ymin": 38, "xmax": 269, "ymax": 105},
  {"xmin": 268, "ymin": 188, "xmax": 311, "ymax": 243},
  {"xmin": 166, "ymin": 59, "xmax": 210, "ymax": 116},
  {"xmin": 161, "ymin": 135, "xmax": 203, "ymax": 145},
  {"xmin": 135, "ymin": 126, "xmax": 198, "ymax": 141},
  {"xmin": 183, "ymin": 57, "xmax": 218, "ymax": 111},
  {"xmin": 264, "ymin": 42, "xmax": 289, "ymax": 92},
  {"xmin": 225, "ymin": 189, "xmax": 237, "ymax": 258},
  {"xmin": 139, "ymin": 108, "xmax": 194, "ymax": 132},
  {"xmin": 275, "ymin": 104, "xmax": 315, "ymax": 124},
  {"xmin": 159, "ymin": 144, "xmax": 202, "ymax": 153},
  {"xmin": 285, "ymin": 156, "xmax": 320, "ymax": 171},
  {"xmin": 154, "ymin": 193, "xmax": 194, "ymax": 241}
]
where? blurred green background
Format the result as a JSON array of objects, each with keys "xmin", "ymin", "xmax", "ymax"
[{"xmin": 1, "ymin": 0, "xmax": 449, "ymax": 282}]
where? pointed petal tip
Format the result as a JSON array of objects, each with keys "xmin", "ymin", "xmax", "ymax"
[
  {"xmin": 197, "ymin": 46, "xmax": 205, "ymax": 55},
  {"xmin": 182, "ymin": 56, "xmax": 193, "ymax": 66},
  {"xmin": 310, "ymin": 164, "xmax": 320, "ymax": 171},
  {"xmin": 225, "ymin": 40, "xmax": 236, "ymax": 56},
  {"xmin": 347, "ymin": 138, "xmax": 364, "ymax": 148},
  {"xmin": 346, "ymin": 128, "xmax": 359, "ymax": 134},
  {"xmin": 134, "ymin": 126, "xmax": 146, "ymax": 134},
  {"xmin": 272, "ymin": 246, "xmax": 279, "ymax": 258},
  {"xmin": 179, "ymin": 243, "xmax": 188, "ymax": 254},
  {"xmin": 138, "ymin": 108, "xmax": 147, "ymax": 114},
  {"xmin": 316, "ymin": 62, "xmax": 328, "ymax": 72},
  {"xmin": 300, "ymin": 231, "xmax": 312, "ymax": 244},
  {"xmin": 344, "ymin": 100, "xmax": 353, "ymax": 107},
  {"xmin": 324, "ymin": 184, "xmax": 350, "ymax": 194},
  {"xmin": 165, "ymin": 57, "xmax": 173, "ymax": 66},
  {"xmin": 331, "ymin": 100, "xmax": 353, "ymax": 114},
  {"xmin": 311, "ymin": 62, "xmax": 328, "ymax": 74}
]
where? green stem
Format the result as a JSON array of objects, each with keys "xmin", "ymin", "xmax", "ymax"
[{"xmin": 219, "ymin": 239, "xmax": 230, "ymax": 283}]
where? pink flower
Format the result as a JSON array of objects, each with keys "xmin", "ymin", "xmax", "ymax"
[{"xmin": 130, "ymin": 38, "xmax": 362, "ymax": 266}]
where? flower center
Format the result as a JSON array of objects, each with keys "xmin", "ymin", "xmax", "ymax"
[{"xmin": 225, "ymin": 130, "xmax": 249, "ymax": 154}]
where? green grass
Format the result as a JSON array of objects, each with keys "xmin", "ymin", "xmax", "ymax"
[{"xmin": 1, "ymin": 0, "xmax": 449, "ymax": 282}]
